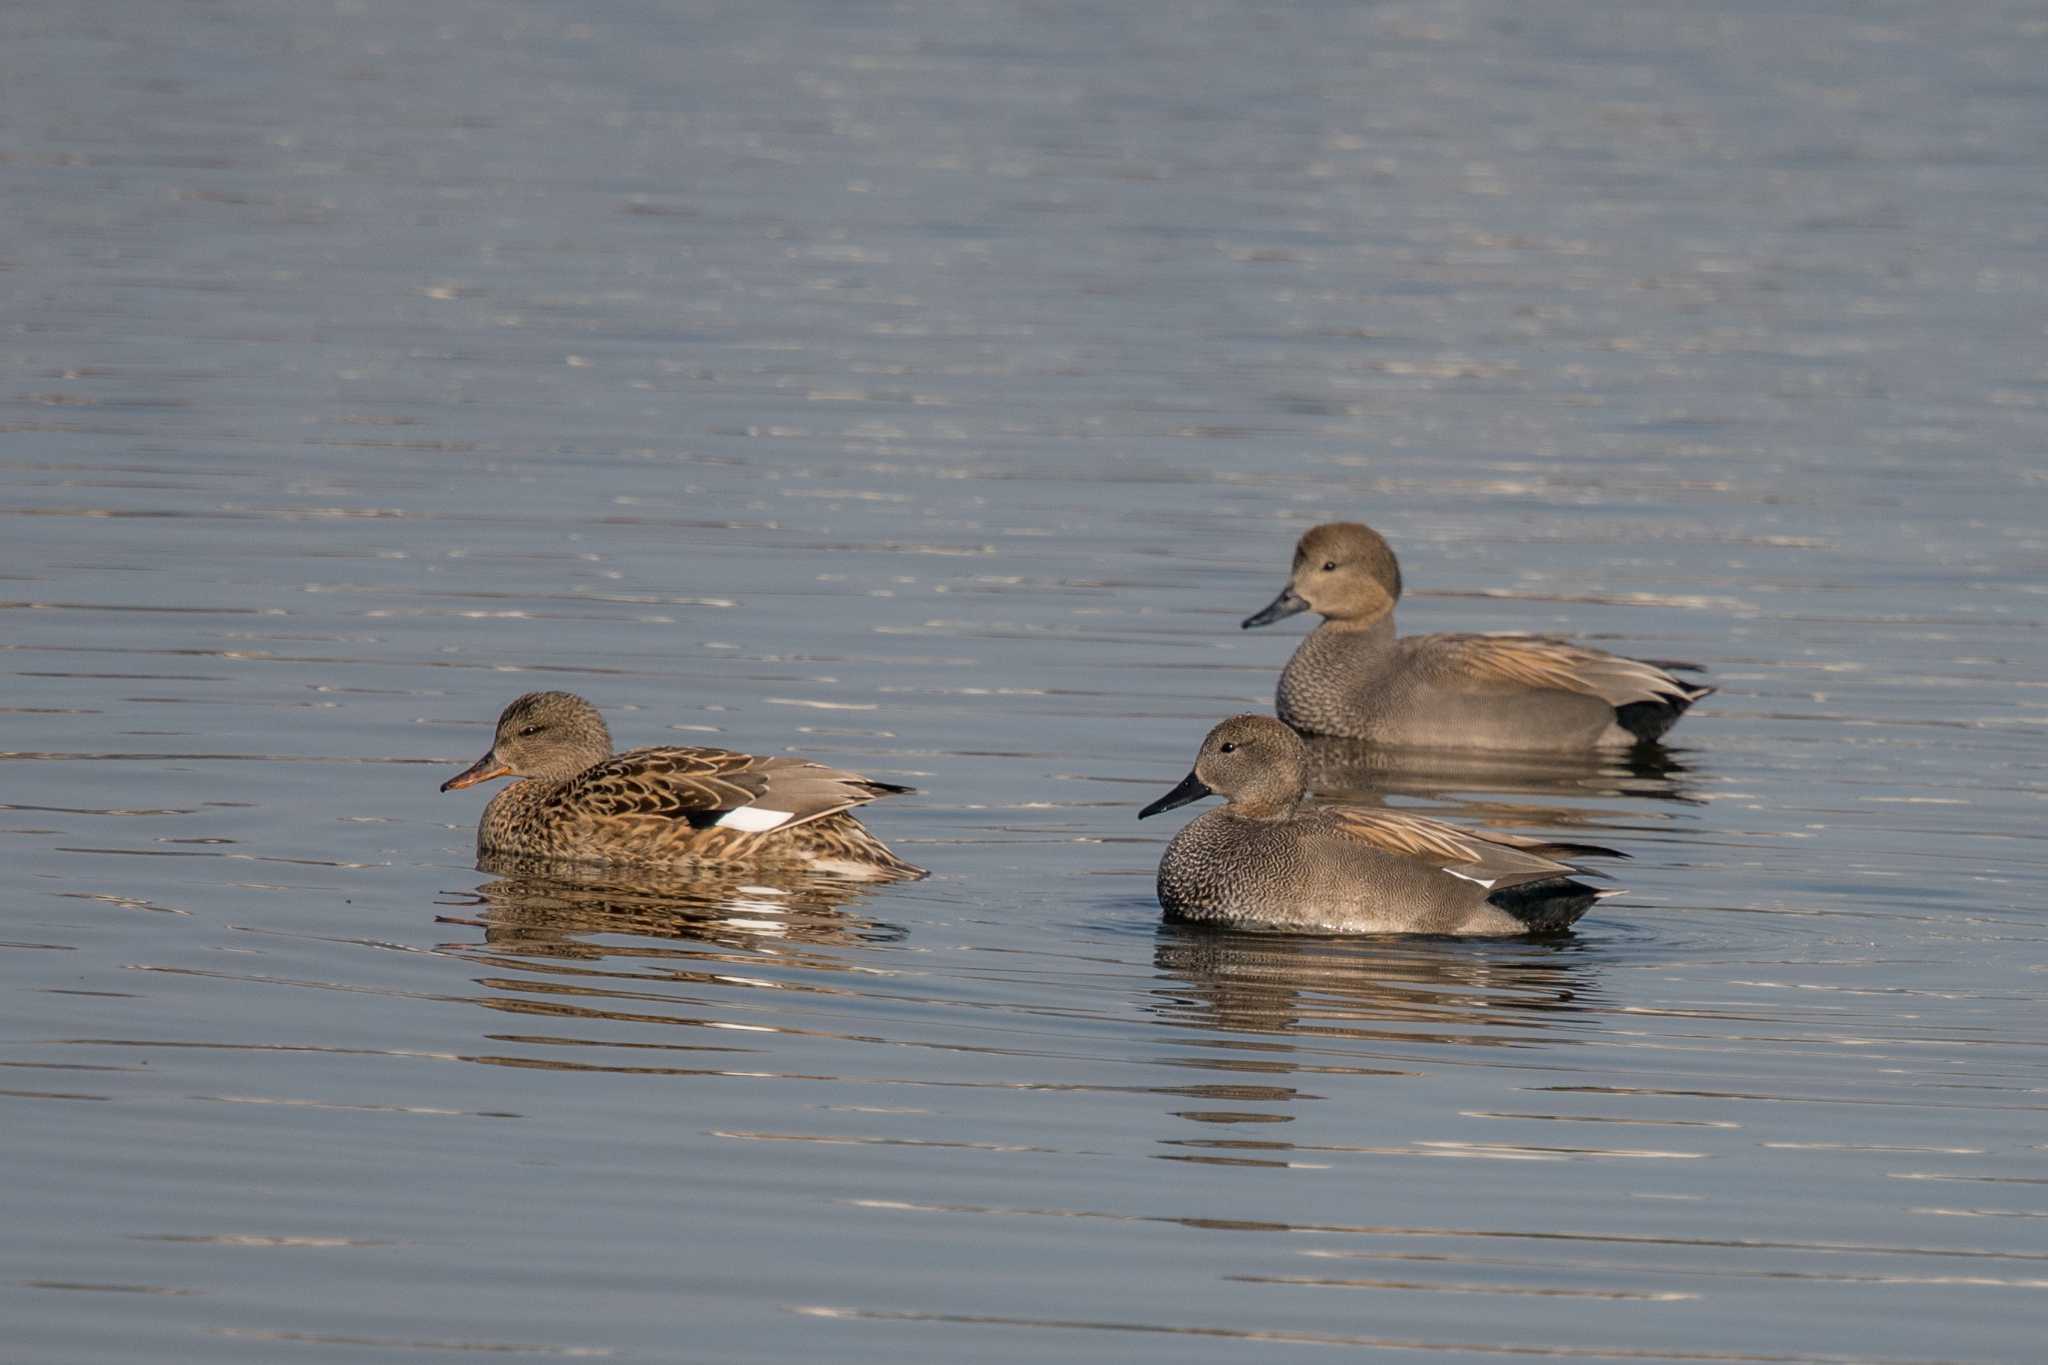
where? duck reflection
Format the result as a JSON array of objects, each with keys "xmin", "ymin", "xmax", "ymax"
[
  {"xmin": 1298, "ymin": 735, "xmax": 1703, "ymax": 856},
  {"xmin": 1146, "ymin": 923, "xmax": 1603, "ymax": 1168},
  {"xmin": 432, "ymin": 858, "xmax": 916, "ymax": 1075},
  {"xmin": 1151, "ymin": 920, "xmax": 1596, "ymax": 1045},
  {"xmin": 442, "ymin": 852, "xmax": 908, "ymax": 963},
  {"xmin": 1303, "ymin": 735, "xmax": 1700, "ymax": 809}
]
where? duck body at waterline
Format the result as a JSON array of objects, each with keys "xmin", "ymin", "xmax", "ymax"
[
  {"xmin": 440, "ymin": 691, "xmax": 925, "ymax": 881},
  {"xmin": 1244, "ymin": 522, "xmax": 1713, "ymax": 751},
  {"xmin": 1139, "ymin": 715, "xmax": 1624, "ymax": 936}
]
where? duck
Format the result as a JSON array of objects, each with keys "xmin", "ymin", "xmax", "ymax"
[
  {"xmin": 1138, "ymin": 715, "xmax": 1623, "ymax": 934},
  {"xmin": 1242, "ymin": 522, "xmax": 1712, "ymax": 750},
  {"xmin": 439, "ymin": 691, "xmax": 925, "ymax": 880}
]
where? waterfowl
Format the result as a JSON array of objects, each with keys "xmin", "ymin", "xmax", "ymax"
[
  {"xmin": 1243, "ymin": 522, "xmax": 1712, "ymax": 750},
  {"xmin": 440, "ymin": 691, "xmax": 925, "ymax": 880},
  {"xmin": 1138, "ymin": 715, "xmax": 1622, "ymax": 934}
]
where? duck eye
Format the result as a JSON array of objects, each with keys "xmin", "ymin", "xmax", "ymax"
[
  {"xmin": 1321, "ymin": 560, "xmax": 1338, "ymax": 572},
  {"xmin": 517, "ymin": 724, "xmax": 543, "ymax": 738},
  {"xmin": 1219, "ymin": 741, "xmax": 1237, "ymax": 754}
]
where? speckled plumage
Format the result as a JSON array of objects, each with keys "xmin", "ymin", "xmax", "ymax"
[
  {"xmin": 441, "ymin": 692, "xmax": 924, "ymax": 880},
  {"xmin": 1245, "ymin": 523, "xmax": 1713, "ymax": 750},
  {"xmin": 1140, "ymin": 715, "xmax": 1621, "ymax": 935}
]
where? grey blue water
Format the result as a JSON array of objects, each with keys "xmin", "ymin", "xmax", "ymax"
[{"xmin": 4, "ymin": 1, "xmax": 2046, "ymax": 1360}]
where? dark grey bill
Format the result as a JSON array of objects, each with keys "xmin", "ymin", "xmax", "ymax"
[
  {"xmin": 1138, "ymin": 771, "xmax": 1213, "ymax": 819},
  {"xmin": 1241, "ymin": 588, "xmax": 1309, "ymax": 629}
]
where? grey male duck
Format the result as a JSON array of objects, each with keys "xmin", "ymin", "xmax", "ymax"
[
  {"xmin": 441, "ymin": 691, "xmax": 925, "ymax": 880},
  {"xmin": 1244, "ymin": 522, "xmax": 1712, "ymax": 750},
  {"xmin": 1139, "ymin": 715, "xmax": 1623, "ymax": 935}
]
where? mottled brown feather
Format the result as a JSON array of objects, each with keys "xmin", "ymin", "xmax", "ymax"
[
  {"xmin": 552, "ymin": 746, "xmax": 905, "ymax": 830},
  {"xmin": 446, "ymin": 693, "xmax": 923, "ymax": 879}
]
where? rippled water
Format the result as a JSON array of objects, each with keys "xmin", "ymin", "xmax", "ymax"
[{"xmin": 5, "ymin": 1, "xmax": 2047, "ymax": 1360}]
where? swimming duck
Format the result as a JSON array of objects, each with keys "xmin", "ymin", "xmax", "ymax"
[
  {"xmin": 1138, "ymin": 715, "xmax": 1622, "ymax": 934},
  {"xmin": 440, "ymin": 691, "xmax": 925, "ymax": 880},
  {"xmin": 1243, "ymin": 522, "xmax": 1712, "ymax": 750}
]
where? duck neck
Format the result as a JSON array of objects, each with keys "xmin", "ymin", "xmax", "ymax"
[
  {"xmin": 1317, "ymin": 602, "xmax": 1396, "ymax": 641},
  {"xmin": 1222, "ymin": 787, "xmax": 1304, "ymax": 823},
  {"xmin": 479, "ymin": 776, "xmax": 554, "ymax": 848}
]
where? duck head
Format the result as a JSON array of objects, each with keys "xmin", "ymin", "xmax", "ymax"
[
  {"xmin": 441, "ymin": 691, "xmax": 614, "ymax": 791},
  {"xmin": 1139, "ymin": 713, "xmax": 1308, "ymax": 822},
  {"xmin": 1242, "ymin": 521, "xmax": 1403, "ymax": 628}
]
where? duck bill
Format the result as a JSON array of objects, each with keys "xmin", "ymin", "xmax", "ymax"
[
  {"xmin": 440, "ymin": 751, "xmax": 513, "ymax": 792},
  {"xmin": 1241, "ymin": 587, "xmax": 1309, "ymax": 629},
  {"xmin": 1138, "ymin": 770, "xmax": 1213, "ymax": 819}
]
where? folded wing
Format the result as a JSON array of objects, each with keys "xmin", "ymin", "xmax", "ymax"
[
  {"xmin": 1441, "ymin": 634, "xmax": 1711, "ymax": 710},
  {"xmin": 556, "ymin": 746, "xmax": 913, "ymax": 834},
  {"xmin": 1328, "ymin": 807, "xmax": 1614, "ymax": 893}
]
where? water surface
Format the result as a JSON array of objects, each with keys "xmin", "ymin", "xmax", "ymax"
[{"xmin": 4, "ymin": 1, "xmax": 2046, "ymax": 1361}]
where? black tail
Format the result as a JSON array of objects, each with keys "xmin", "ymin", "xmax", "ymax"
[
  {"xmin": 1616, "ymin": 683, "xmax": 1715, "ymax": 744},
  {"xmin": 1485, "ymin": 877, "xmax": 1610, "ymax": 934}
]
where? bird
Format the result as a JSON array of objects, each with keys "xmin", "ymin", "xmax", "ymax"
[
  {"xmin": 1138, "ymin": 714, "xmax": 1623, "ymax": 934},
  {"xmin": 1242, "ymin": 521, "xmax": 1712, "ymax": 750},
  {"xmin": 439, "ymin": 691, "xmax": 924, "ymax": 880}
]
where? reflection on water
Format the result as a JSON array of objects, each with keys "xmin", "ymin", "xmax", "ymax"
[
  {"xmin": 437, "ymin": 857, "xmax": 916, "ymax": 1075},
  {"xmin": 1303, "ymin": 735, "xmax": 1703, "ymax": 810},
  {"xmin": 450, "ymin": 853, "xmax": 909, "ymax": 958},
  {"xmin": 1151, "ymin": 924, "xmax": 1597, "ymax": 1045},
  {"xmin": 6, "ymin": 0, "xmax": 2047, "ymax": 1360},
  {"xmin": 1148, "ymin": 927, "xmax": 1605, "ymax": 1172}
]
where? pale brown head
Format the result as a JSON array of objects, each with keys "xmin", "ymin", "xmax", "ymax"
[
  {"xmin": 1242, "ymin": 522, "xmax": 1404, "ymax": 628},
  {"xmin": 440, "ymin": 691, "xmax": 615, "ymax": 792},
  {"xmin": 1138, "ymin": 714, "xmax": 1308, "ymax": 823}
]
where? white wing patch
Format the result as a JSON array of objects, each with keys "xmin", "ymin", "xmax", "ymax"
[
  {"xmin": 1442, "ymin": 867, "xmax": 1497, "ymax": 889},
  {"xmin": 716, "ymin": 805, "xmax": 795, "ymax": 833}
]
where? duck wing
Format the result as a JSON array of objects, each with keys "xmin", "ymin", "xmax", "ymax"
[
  {"xmin": 1472, "ymin": 828, "xmax": 1629, "ymax": 862},
  {"xmin": 1326, "ymin": 807, "xmax": 1608, "ymax": 894},
  {"xmin": 1432, "ymin": 634, "xmax": 1712, "ymax": 710},
  {"xmin": 557, "ymin": 746, "xmax": 913, "ymax": 835}
]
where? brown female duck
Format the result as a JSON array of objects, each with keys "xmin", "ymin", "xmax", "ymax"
[
  {"xmin": 440, "ymin": 691, "xmax": 924, "ymax": 880},
  {"xmin": 1244, "ymin": 522, "xmax": 1713, "ymax": 750}
]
